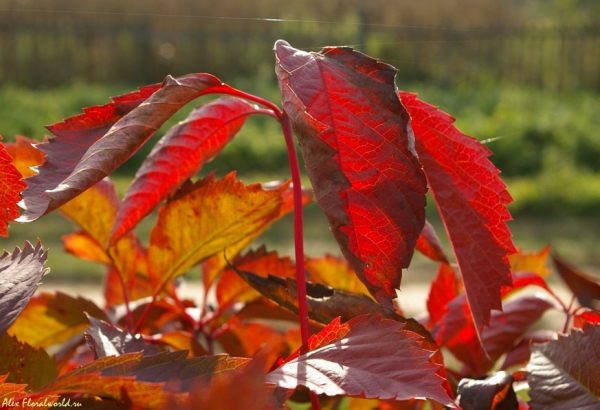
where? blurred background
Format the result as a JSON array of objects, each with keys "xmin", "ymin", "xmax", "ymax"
[{"xmin": 1, "ymin": 0, "xmax": 599, "ymax": 285}]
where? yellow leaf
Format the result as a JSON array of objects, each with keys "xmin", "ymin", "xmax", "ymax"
[
  {"xmin": 509, "ymin": 246, "xmax": 551, "ymax": 277},
  {"xmin": 148, "ymin": 173, "xmax": 289, "ymax": 295}
]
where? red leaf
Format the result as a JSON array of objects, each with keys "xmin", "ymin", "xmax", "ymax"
[
  {"xmin": 527, "ymin": 325, "xmax": 600, "ymax": 409},
  {"xmin": 266, "ymin": 315, "xmax": 454, "ymax": 406},
  {"xmin": 399, "ymin": 91, "xmax": 516, "ymax": 332},
  {"xmin": 275, "ymin": 41, "xmax": 428, "ymax": 310},
  {"xmin": 0, "ymin": 138, "xmax": 27, "ymax": 236},
  {"xmin": 573, "ymin": 311, "xmax": 600, "ymax": 329},
  {"xmin": 111, "ymin": 97, "xmax": 262, "ymax": 243},
  {"xmin": 552, "ymin": 253, "xmax": 600, "ymax": 310},
  {"xmin": 0, "ymin": 241, "xmax": 48, "ymax": 335},
  {"xmin": 416, "ymin": 221, "xmax": 449, "ymax": 264},
  {"xmin": 426, "ymin": 263, "xmax": 459, "ymax": 326},
  {"xmin": 433, "ymin": 294, "xmax": 555, "ymax": 376},
  {"xmin": 18, "ymin": 74, "xmax": 228, "ymax": 222}
]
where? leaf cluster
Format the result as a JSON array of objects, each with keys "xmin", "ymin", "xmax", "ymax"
[{"xmin": 0, "ymin": 40, "xmax": 599, "ymax": 409}]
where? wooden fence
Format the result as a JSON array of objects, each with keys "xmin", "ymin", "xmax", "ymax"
[{"xmin": 1, "ymin": 10, "xmax": 599, "ymax": 92}]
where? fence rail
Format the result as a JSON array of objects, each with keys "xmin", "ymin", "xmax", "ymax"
[{"xmin": 1, "ymin": 10, "xmax": 598, "ymax": 92}]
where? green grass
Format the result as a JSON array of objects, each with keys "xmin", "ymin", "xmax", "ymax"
[{"xmin": 1, "ymin": 80, "xmax": 599, "ymax": 281}]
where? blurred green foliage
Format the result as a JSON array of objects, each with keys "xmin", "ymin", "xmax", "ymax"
[{"xmin": 1, "ymin": 78, "xmax": 599, "ymax": 217}]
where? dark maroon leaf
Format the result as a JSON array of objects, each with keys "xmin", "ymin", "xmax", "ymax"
[
  {"xmin": 433, "ymin": 294, "xmax": 555, "ymax": 376},
  {"xmin": 457, "ymin": 371, "xmax": 518, "ymax": 410},
  {"xmin": 19, "ymin": 74, "xmax": 228, "ymax": 222},
  {"xmin": 552, "ymin": 253, "xmax": 600, "ymax": 310},
  {"xmin": 275, "ymin": 40, "xmax": 428, "ymax": 311},
  {"xmin": 400, "ymin": 91, "xmax": 516, "ymax": 334},
  {"xmin": 0, "ymin": 240, "xmax": 48, "ymax": 335},
  {"xmin": 267, "ymin": 315, "xmax": 454, "ymax": 406},
  {"xmin": 527, "ymin": 325, "xmax": 600, "ymax": 409},
  {"xmin": 111, "ymin": 96, "xmax": 262, "ymax": 243},
  {"xmin": 85, "ymin": 316, "xmax": 160, "ymax": 359},
  {"xmin": 500, "ymin": 330, "xmax": 556, "ymax": 370}
]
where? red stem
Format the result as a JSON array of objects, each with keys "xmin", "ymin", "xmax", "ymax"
[
  {"xmin": 279, "ymin": 112, "xmax": 310, "ymax": 343},
  {"xmin": 280, "ymin": 112, "xmax": 321, "ymax": 410}
]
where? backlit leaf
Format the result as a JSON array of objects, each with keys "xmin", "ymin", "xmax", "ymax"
[
  {"xmin": 415, "ymin": 220, "xmax": 449, "ymax": 264},
  {"xmin": 0, "ymin": 332, "xmax": 58, "ymax": 390},
  {"xmin": 527, "ymin": 325, "xmax": 600, "ymax": 409},
  {"xmin": 111, "ymin": 97, "xmax": 263, "ymax": 243},
  {"xmin": 275, "ymin": 41, "xmax": 428, "ymax": 310},
  {"xmin": 400, "ymin": 91, "xmax": 516, "ymax": 333},
  {"xmin": 552, "ymin": 253, "xmax": 600, "ymax": 310},
  {"xmin": 59, "ymin": 178, "xmax": 148, "ymax": 294},
  {"xmin": 148, "ymin": 173, "xmax": 288, "ymax": 295},
  {"xmin": 305, "ymin": 254, "xmax": 371, "ymax": 298},
  {"xmin": 426, "ymin": 263, "xmax": 459, "ymax": 326},
  {"xmin": 216, "ymin": 247, "xmax": 296, "ymax": 308},
  {"xmin": 509, "ymin": 246, "xmax": 551, "ymax": 277},
  {"xmin": 3, "ymin": 135, "xmax": 46, "ymax": 179},
  {"xmin": 266, "ymin": 315, "xmax": 454, "ymax": 406},
  {"xmin": 7, "ymin": 292, "xmax": 107, "ymax": 348},
  {"xmin": 201, "ymin": 182, "xmax": 311, "ymax": 290},
  {"xmin": 0, "ymin": 138, "xmax": 27, "ymax": 236},
  {"xmin": 18, "ymin": 74, "xmax": 229, "ymax": 222},
  {"xmin": 0, "ymin": 241, "xmax": 48, "ymax": 336}
]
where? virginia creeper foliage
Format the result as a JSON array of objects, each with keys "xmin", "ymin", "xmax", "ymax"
[{"xmin": 0, "ymin": 40, "xmax": 599, "ymax": 409}]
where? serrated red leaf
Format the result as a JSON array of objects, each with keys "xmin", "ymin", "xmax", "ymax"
[
  {"xmin": 275, "ymin": 41, "xmax": 428, "ymax": 310},
  {"xmin": 111, "ymin": 97, "xmax": 263, "ymax": 243},
  {"xmin": 0, "ymin": 138, "xmax": 27, "ymax": 236},
  {"xmin": 0, "ymin": 241, "xmax": 48, "ymax": 336},
  {"xmin": 527, "ymin": 325, "xmax": 600, "ymax": 409},
  {"xmin": 18, "ymin": 74, "xmax": 230, "ymax": 222},
  {"xmin": 552, "ymin": 253, "xmax": 600, "ymax": 310},
  {"xmin": 399, "ymin": 91, "xmax": 516, "ymax": 333},
  {"xmin": 415, "ymin": 221, "xmax": 449, "ymax": 264},
  {"xmin": 266, "ymin": 315, "xmax": 454, "ymax": 406}
]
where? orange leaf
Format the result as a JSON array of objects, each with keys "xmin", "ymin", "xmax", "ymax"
[
  {"xmin": 59, "ymin": 178, "xmax": 148, "ymax": 293},
  {"xmin": 7, "ymin": 292, "xmax": 107, "ymax": 348},
  {"xmin": 0, "ymin": 137, "xmax": 27, "ymax": 236},
  {"xmin": 216, "ymin": 247, "xmax": 296, "ymax": 308},
  {"xmin": 509, "ymin": 246, "xmax": 551, "ymax": 277},
  {"xmin": 3, "ymin": 135, "xmax": 46, "ymax": 179},
  {"xmin": 201, "ymin": 182, "xmax": 311, "ymax": 290},
  {"xmin": 305, "ymin": 254, "xmax": 371, "ymax": 298},
  {"xmin": 148, "ymin": 173, "xmax": 289, "ymax": 296}
]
